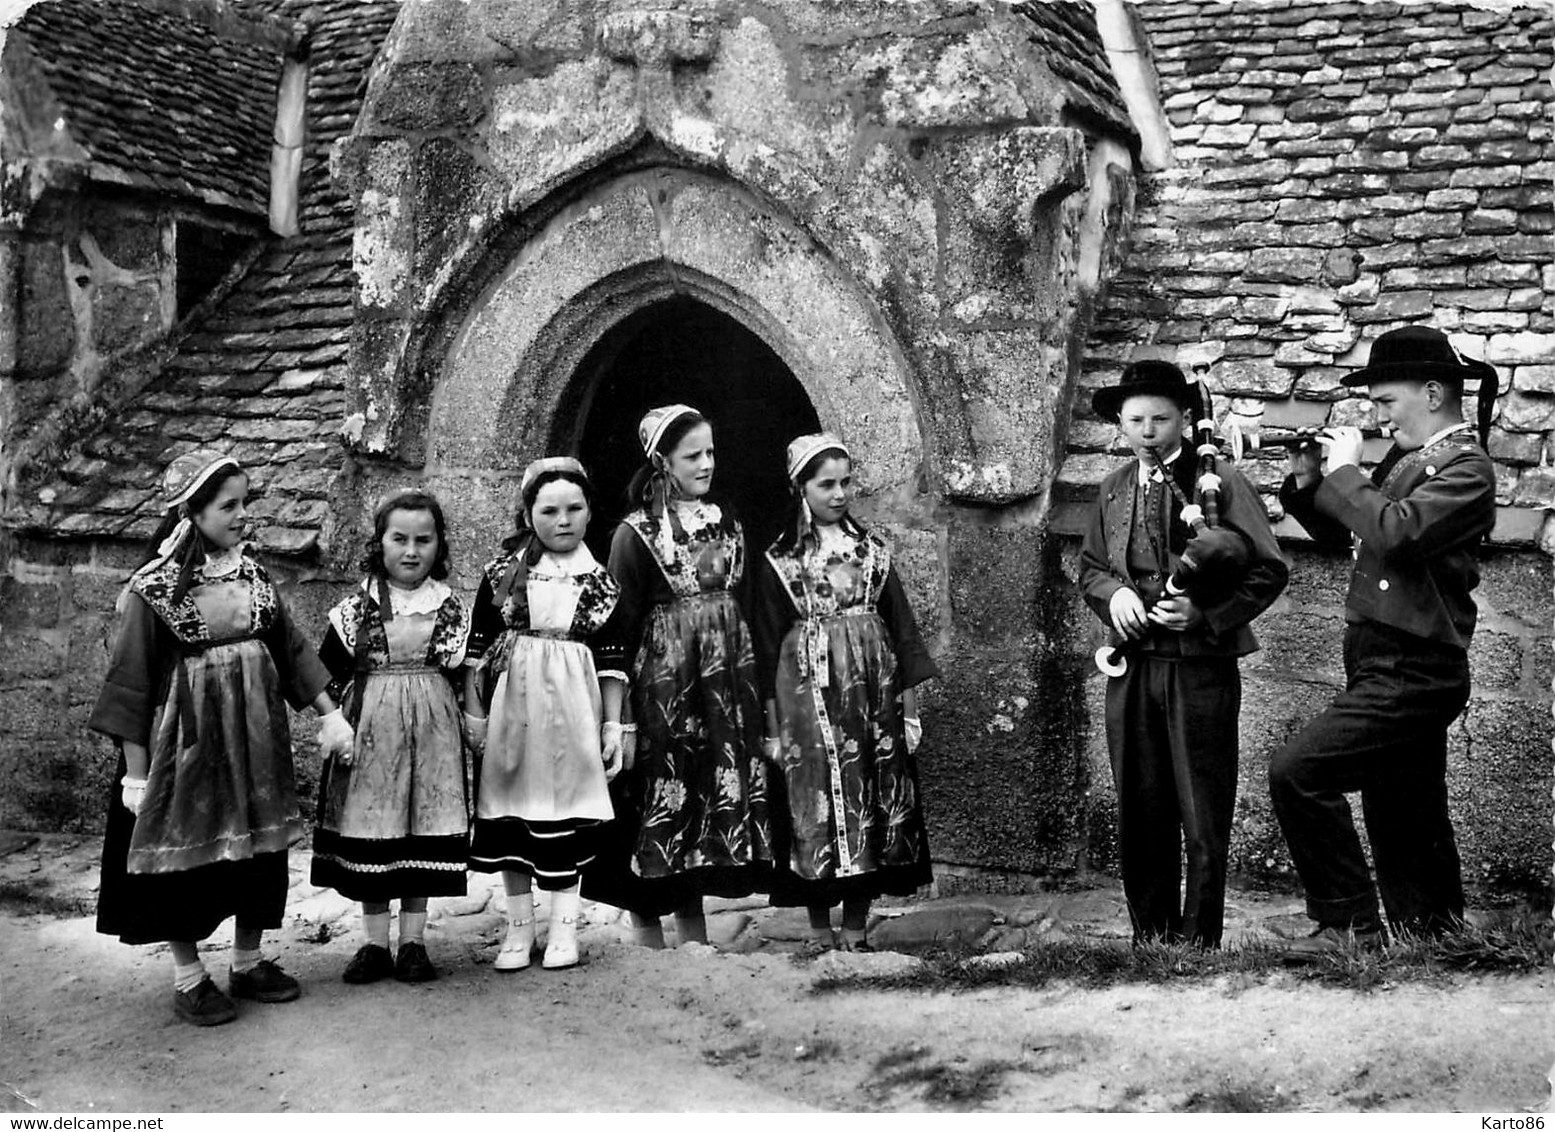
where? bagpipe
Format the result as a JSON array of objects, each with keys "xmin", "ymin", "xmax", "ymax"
[{"xmin": 1092, "ymin": 377, "xmax": 1287, "ymax": 678}]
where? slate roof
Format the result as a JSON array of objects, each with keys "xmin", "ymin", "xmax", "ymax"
[
  {"xmin": 1016, "ymin": 0, "xmax": 1135, "ymax": 138},
  {"xmin": 15, "ymin": 0, "xmax": 303, "ymax": 217},
  {"xmin": 12, "ymin": 0, "xmax": 402, "ymax": 555},
  {"xmin": 1062, "ymin": 0, "xmax": 1555, "ymax": 546}
]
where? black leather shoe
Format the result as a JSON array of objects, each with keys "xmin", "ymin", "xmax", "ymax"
[
  {"xmin": 342, "ymin": 943, "xmax": 395, "ymax": 985},
  {"xmin": 1281, "ymin": 923, "xmax": 1386, "ymax": 964},
  {"xmin": 174, "ymin": 976, "xmax": 237, "ymax": 1026},
  {"xmin": 395, "ymin": 941, "xmax": 437, "ymax": 983},
  {"xmin": 228, "ymin": 959, "xmax": 301, "ymax": 1002}
]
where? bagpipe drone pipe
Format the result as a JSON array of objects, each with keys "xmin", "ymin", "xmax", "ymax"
[{"xmin": 1091, "ymin": 380, "xmax": 1301, "ymax": 678}]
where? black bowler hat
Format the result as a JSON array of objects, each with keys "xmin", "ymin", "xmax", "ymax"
[
  {"xmin": 1342, "ymin": 324, "xmax": 1500, "ymax": 447},
  {"xmin": 1340, "ymin": 325, "xmax": 1490, "ymax": 388},
  {"xmin": 1091, "ymin": 359, "xmax": 1195, "ymax": 422}
]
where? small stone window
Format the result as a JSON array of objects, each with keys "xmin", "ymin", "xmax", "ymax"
[{"xmin": 175, "ymin": 222, "xmax": 249, "ymax": 318}]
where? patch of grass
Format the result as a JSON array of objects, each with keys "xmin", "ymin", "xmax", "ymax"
[
  {"xmin": 1423, "ymin": 916, "xmax": 1553, "ymax": 971},
  {"xmin": 0, "ymin": 880, "xmax": 92, "ymax": 919},
  {"xmin": 865, "ymin": 1045, "xmax": 1015, "ymax": 1111},
  {"xmin": 813, "ymin": 913, "xmax": 1552, "ymax": 996}
]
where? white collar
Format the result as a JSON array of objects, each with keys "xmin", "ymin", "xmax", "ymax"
[
  {"xmin": 362, "ymin": 576, "xmax": 451, "ymax": 617},
  {"xmin": 201, "ymin": 545, "xmax": 245, "ymax": 579},
  {"xmin": 534, "ymin": 543, "xmax": 600, "ymax": 577},
  {"xmin": 1136, "ymin": 446, "xmax": 1183, "ymax": 485}
]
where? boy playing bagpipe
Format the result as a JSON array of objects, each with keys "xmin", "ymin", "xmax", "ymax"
[{"xmin": 1079, "ymin": 360, "xmax": 1288, "ymax": 948}]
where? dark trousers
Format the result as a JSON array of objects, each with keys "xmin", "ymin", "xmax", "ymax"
[
  {"xmin": 1105, "ymin": 654, "xmax": 1240, "ymax": 947},
  {"xmin": 1268, "ymin": 621, "xmax": 1468, "ymax": 937}
]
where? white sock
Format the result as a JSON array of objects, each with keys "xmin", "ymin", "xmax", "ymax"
[
  {"xmin": 399, "ymin": 911, "xmax": 427, "ymax": 945},
  {"xmin": 230, "ymin": 947, "xmax": 261, "ymax": 974},
  {"xmin": 363, "ymin": 911, "xmax": 391, "ymax": 949},
  {"xmin": 173, "ymin": 959, "xmax": 207, "ymax": 993}
]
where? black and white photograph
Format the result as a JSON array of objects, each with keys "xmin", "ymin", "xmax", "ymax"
[{"xmin": 0, "ymin": 0, "xmax": 1549, "ymax": 1115}]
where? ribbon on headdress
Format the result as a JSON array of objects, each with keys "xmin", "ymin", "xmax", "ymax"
[
  {"xmin": 637, "ymin": 404, "xmax": 699, "ymax": 459},
  {"xmin": 784, "ymin": 433, "xmax": 851, "ymax": 551},
  {"xmin": 637, "ymin": 407, "xmax": 701, "ymax": 564},
  {"xmin": 140, "ymin": 449, "xmax": 244, "ymax": 593},
  {"xmin": 1463, "ymin": 357, "xmax": 1499, "ymax": 449}
]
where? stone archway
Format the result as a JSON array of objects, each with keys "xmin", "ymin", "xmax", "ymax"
[
  {"xmin": 412, "ymin": 167, "xmax": 936, "ymax": 595},
  {"xmin": 565, "ymin": 295, "xmax": 820, "ymax": 561}
]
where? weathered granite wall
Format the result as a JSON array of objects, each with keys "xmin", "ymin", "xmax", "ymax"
[
  {"xmin": 338, "ymin": 0, "xmax": 1141, "ymax": 879},
  {"xmin": 0, "ymin": 195, "xmax": 179, "ymax": 490},
  {"xmin": 1056, "ymin": 0, "xmax": 1555, "ymax": 896}
]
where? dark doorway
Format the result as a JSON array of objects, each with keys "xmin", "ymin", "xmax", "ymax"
[{"xmin": 566, "ymin": 296, "xmax": 821, "ymax": 560}]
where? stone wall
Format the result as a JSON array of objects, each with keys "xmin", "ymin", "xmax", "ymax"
[
  {"xmin": 1056, "ymin": 0, "xmax": 1555, "ymax": 897},
  {"xmin": 1, "ymin": 195, "xmax": 177, "ymax": 488},
  {"xmin": 1068, "ymin": 544, "xmax": 1554, "ymax": 895},
  {"xmin": 338, "ymin": 0, "xmax": 1141, "ymax": 878},
  {"xmin": 5, "ymin": 0, "xmax": 1547, "ymax": 904}
]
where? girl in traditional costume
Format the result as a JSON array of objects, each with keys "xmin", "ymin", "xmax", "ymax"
[
  {"xmin": 753, "ymin": 435, "xmax": 936, "ymax": 953},
  {"xmin": 92, "ymin": 449, "xmax": 354, "ymax": 1026},
  {"xmin": 311, "ymin": 489, "xmax": 473, "ymax": 984},
  {"xmin": 466, "ymin": 458, "xmax": 628, "ymax": 971},
  {"xmin": 588, "ymin": 405, "xmax": 774, "ymax": 949}
]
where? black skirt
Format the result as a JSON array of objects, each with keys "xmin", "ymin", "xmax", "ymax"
[
  {"xmin": 96, "ymin": 755, "xmax": 290, "ymax": 944},
  {"xmin": 470, "ymin": 816, "xmax": 603, "ymax": 892}
]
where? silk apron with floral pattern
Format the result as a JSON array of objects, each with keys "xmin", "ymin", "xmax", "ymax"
[{"xmin": 633, "ymin": 591, "xmax": 773, "ymax": 889}]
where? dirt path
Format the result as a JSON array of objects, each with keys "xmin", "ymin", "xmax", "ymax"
[{"xmin": 2, "ymin": 836, "xmax": 1548, "ymax": 1113}]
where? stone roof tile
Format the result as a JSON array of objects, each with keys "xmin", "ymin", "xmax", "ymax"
[
  {"xmin": 11, "ymin": 0, "xmax": 402, "ymax": 556},
  {"xmin": 1014, "ymin": 1, "xmax": 1136, "ymax": 137},
  {"xmin": 16, "ymin": 0, "xmax": 302, "ymax": 215},
  {"xmin": 1068, "ymin": 0, "xmax": 1554, "ymax": 547}
]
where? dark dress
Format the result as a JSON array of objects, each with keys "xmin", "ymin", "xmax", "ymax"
[
  {"xmin": 583, "ymin": 500, "xmax": 774, "ymax": 916},
  {"xmin": 91, "ymin": 550, "xmax": 329, "ymax": 945},
  {"xmin": 310, "ymin": 578, "xmax": 472, "ymax": 903},
  {"xmin": 753, "ymin": 523, "xmax": 937, "ymax": 907},
  {"xmin": 467, "ymin": 546, "xmax": 627, "ymax": 891}
]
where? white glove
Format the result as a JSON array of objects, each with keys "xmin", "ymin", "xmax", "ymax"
[
  {"xmin": 318, "ymin": 709, "xmax": 355, "ymax": 764},
  {"xmin": 1319, "ymin": 425, "xmax": 1364, "ymax": 471},
  {"xmin": 463, "ymin": 713, "xmax": 488, "ymax": 756},
  {"xmin": 1109, "ymin": 587, "xmax": 1148, "ymax": 640},
  {"xmin": 120, "ymin": 775, "xmax": 147, "ymax": 815},
  {"xmin": 762, "ymin": 736, "xmax": 782, "ymax": 762},
  {"xmin": 601, "ymin": 722, "xmax": 624, "ymax": 782},
  {"xmin": 903, "ymin": 717, "xmax": 923, "ymax": 754}
]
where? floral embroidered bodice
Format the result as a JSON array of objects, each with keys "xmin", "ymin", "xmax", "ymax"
[
  {"xmin": 328, "ymin": 578, "xmax": 471, "ymax": 670},
  {"xmin": 129, "ymin": 550, "xmax": 278, "ymax": 645},
  {"xmin": 766, "ymin": 524, "xmax": 892, "ymax": 621},
  {"xmin": 623, "ymin": 501, "xmax": 745, "ymax": 599}
]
